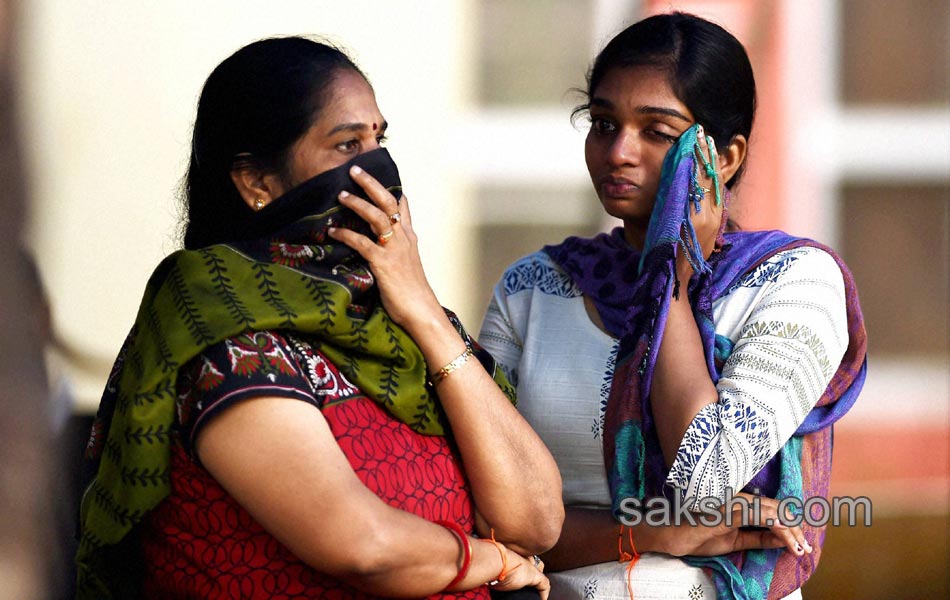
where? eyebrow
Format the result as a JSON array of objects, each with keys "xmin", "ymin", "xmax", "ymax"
[
  {"xmin": 328, "ymin": 120, "xmax": 389, "ymax": 136},
  {"xmin": 589, "ymin": 98, "xmax": 691, "ymax": 122},
  {"xmin": 638, "ymin": 106, "xmax": 691, "ymax": 122}
]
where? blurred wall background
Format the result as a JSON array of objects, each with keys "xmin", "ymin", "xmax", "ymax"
[
  {"xmin": 1, "ymin": 0, "xmax": 54, "ymax": 597},
  {"xmin": 5, "ymin": 0, "xmax": 947, "ymax": 597}
]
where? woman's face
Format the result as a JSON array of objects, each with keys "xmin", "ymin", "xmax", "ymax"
[
  {"xmin": 584, "ymin": 66, "xmax": 695, "ymax": 230},
  {"xmin": 274, "ymin": 69, "xmax": 388, "ymax": 194}
]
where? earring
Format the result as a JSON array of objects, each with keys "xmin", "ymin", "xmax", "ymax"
[{"xmin": 254, "ymin": 198, "xmax": 265, "ymax": 211}]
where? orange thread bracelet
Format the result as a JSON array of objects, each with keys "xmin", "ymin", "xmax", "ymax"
[
  {"xmin": 483, "ymin": 528, "xmax": 521, "ymax": 585},
  {"xmin": 618, "ymin": 524, "xmax": 632, "ymax": 561},
  {"xmin": 437, "ymin": 520, "xmax": 472, "ymax": 591},
  {"xmin": 618, "ymin": 524, "xmax": 642, "ymax": 599}
]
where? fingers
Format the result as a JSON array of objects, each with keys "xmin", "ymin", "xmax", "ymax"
[
  {"xmin": 349, "ymin": 165, "xmax": 398, "ymax": 211},
  {"xmin": 728, "ymin": 522, "xmax": 806, "ymax": 557},
  {"xmin": 492, "ymin": 552, "xmax": 549, "ymax": 597},
  {"xmin": 730, "ymin": 493, "xmax": 784, "ymax": 529},
  {"xmin": 730, "ymin": 493, "xmax": 813, "ymax": 557},
  {"xmin": 337, "ymin": 165, "xmax": 399, "ymax": 238},
  {"xmin": 694, "ymin": 125, "xmax": 712, "ymax": 169},
  {"xmin": 538, "ymin": 575, "xmax": 551, "ymax": 600},
  {"xmin": 731, "ymin": 528, "xmax": 786, "ymax": 552},
  {"xmin": 334, "ymin": 165, "xmax": 416, "ymax": 254},
  {"xmin": 771, "ymin": 522, "xmax": 805, "ymax": 555},
  {"xmin": 396, "ymin": 193, "xmax": 414, "ymax": 232},
  {"xmin": 337, "ymin": 190, "xmax": 394, "ymax": 239},
  {"xmin": 327, "ymin": 221, "xmax": 381, "ymax": 259},
  {"xmin": 778, "ymin": 505, "xmax": 812, "ymax": 556},
  {"xmin": 693, "ymin": 124, "xmax": 722, "ymax": 207},
  {"xmin": 348, "ymin": 164, "xmax": 403, "ymax": 229}
]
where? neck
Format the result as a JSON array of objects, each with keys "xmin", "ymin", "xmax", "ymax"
[{"xmin": 622, "ymin": 218, "xmax": 648, "ymax": 251}]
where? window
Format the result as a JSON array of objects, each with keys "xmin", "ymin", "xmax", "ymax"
[
  {"xmin": 840, "ymin": 0, "xmax": 950, "ymax": 105},
  {"xmin": 839, "ymin": 183, "xmax": 949, "ymax": 357}
]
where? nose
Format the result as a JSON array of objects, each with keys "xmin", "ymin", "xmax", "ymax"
[
  {"xmin": 360, "ymin": 140, "xmax": 380, "ymax": 155},
  {"xmin": 606, "ymin": 129, "xmax": 640, "ymax": 167}
]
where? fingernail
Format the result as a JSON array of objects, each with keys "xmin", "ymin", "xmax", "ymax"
[
  {"xmin": 327, "ymin": 227, "xmax": 337, "ymax": 235},
  {"xmin": 350, "ymin": 165, "xmax": 363, "ymax": 175},
  {"xmin": 338, "ymin": 191, "xmax": 349, "ymax": 200},
  {"xmin": 804, "ymin": 540, "xmax": 813, "ymax": 553},
  {"xmin": 697, "ymin": 124, "xmax": 704, "ymax": 137},
  {"xmin": 795, "ymin": 543, "xmax": 803, "ymax": 554}
]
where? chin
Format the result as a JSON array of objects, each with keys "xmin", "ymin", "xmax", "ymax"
[{"xmin": 600, "ymin": 198, "xmax": 653, "ymax": 222}]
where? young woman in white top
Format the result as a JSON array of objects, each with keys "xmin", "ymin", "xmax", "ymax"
[{"xmin": 479, "ymin": 12, "xmax": 866, "ymax": 600}]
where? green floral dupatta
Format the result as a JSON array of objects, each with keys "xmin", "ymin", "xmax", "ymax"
[{"xmin": 76, "ymin": 148, "xmax": 514, "ymax": 597}]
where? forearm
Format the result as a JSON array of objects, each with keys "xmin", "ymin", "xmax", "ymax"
[
  {"xmin": 541, "ymin": 507, "xmax": 663, "ymax": 572},
  {"xmin": 405, "ymin": 308, "xmax": 564, "ymax": 553},
  {"xmin": 334, "ymin": 505, "xmax": 508, "ymax": 596},
  {"xmin": 651, "ymin": 282, "xmax": 718, "ymax": 466},
  {"xmin": 540, "ymin": 507, "xmax": 617, "ymax": 571},
  {"xmin": 543, "ymin": 503, "xmax": 801, "ymax": 573}
]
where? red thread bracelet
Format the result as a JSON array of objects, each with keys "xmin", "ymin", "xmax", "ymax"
[{"xmin": 437, "ymin": 520, "xmax": 472, "ymax": 591}]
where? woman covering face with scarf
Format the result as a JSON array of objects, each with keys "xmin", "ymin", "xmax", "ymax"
[
  {"xmin": 478, "ymin": 12, "xmax": 866, "ymax": 600},
  {"xmin": 76, "ymin": 36, "xmax": 563, "ymax": 599}
]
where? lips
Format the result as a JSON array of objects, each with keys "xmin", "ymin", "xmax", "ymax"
[{"xmin": 599, "ymin": 175, "xmax": 640, "ymax": 197}]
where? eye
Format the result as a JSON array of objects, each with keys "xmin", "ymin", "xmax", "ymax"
[
  {"xmin": 376, "ymin": 133, "xmax": 388, "ymax": 145},
  {"xmin": 646, "ymin": 128, "xmax": 678, "ymax": 144},
  {"xmin": 590, "ymin": 117, "xmax": 616, "ymax": 134},
  {"xmin": 336, "ymin": 139, "xmax": 359, "ymax": 154}
]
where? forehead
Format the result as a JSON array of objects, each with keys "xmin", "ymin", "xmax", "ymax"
[
  {"xmin": 316, "ymin": 70, "xmax": 383, "ymax": 125},
  {"xmin": 593, "ymin": 66, "xmax": 691, "ymax": 117}
]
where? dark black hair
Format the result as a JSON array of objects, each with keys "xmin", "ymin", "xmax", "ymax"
[
  {"xmin": 181, "ymin": 36, "xmax": 365, "ymax": 249},
  {"xmin": 574, "ymin": 12, "xmax": 756, "ymax": 188}
]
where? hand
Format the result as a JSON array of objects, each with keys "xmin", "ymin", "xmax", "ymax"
[
  {"xmin": 327, "ymin": 165, "xmax": 443, "ymax": 331},
  {"xmin": 677, "ymin": 124, "xmax": 725, "ymax": 283},
  {"xmin": 650, "ymin": 493, "xmax": 813, "ymax": 558},
  {"xmin": 490, "ymin": 548, "xmax": 550, "ymax": 600}
]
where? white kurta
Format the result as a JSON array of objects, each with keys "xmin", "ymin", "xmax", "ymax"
[{"xmin": 478, "ymin": 246, "xmax": 846, "ymax": 599}]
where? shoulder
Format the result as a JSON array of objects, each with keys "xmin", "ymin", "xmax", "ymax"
[
  {"xmin": 178, "ymin": 330, "xmax": 303, "ymax": 394},
  {"xmin": 221, "ymin": 330, "xmax": 301, "ymax": 372},
  {"xmin": 176, "ymin": 331, "xmax": 360, "ymax": 441},
  {"xmin": 497, "ymin": 250, "xmax": 581, "ymax": 299},
  {"xmin": 714, "ymin": 245, "xmax": 849, "ymax": 346},
  {"xmin": 482, "ymin": 250, "xmax": 583, "ymax": 364},
  {"xmin": 727, "ymin": 245, "xmax": 844, "ymax": 295}
]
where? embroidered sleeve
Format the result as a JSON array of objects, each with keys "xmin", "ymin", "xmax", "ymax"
[
  {"xmin": 478, "ymin": 264, "xmax": 530, "ymax": 388},
  {"xmin": 175, "ymin": 330, "xmax": 318, "ymax": 455},
  {"xmin": 666, "ymin": 248, "xmax": 849, "ymax": 504},
  {"xmin": 479, "ymin": 289, "xmax": 523, "ymax": 387}
]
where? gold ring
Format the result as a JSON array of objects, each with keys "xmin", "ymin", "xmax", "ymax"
[
  {"xmin": 378, "ymin": 229, "xmax": 395, "ymax": 245},
  {"xmin": 388, "ymin": 212, "xmax": 402, "ymax": 225}
]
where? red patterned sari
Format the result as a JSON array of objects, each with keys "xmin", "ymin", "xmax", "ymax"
[{"xmin": 140, "ymin": 330, "xmax": 487, "ymax": 599}]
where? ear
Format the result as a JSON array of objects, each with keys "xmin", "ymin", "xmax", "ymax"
[
  {"xmin": 229, "ymin": 163, "xmax": 288, "ymax": 211},
  {"xmin": 717, "ymin": 134, "xmax": 748, "ymax": 187}
]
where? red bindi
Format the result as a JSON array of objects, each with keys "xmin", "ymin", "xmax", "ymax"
[{"xmin": 372, "ymin": 123, "xmax": 377, "ymax": 131}]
